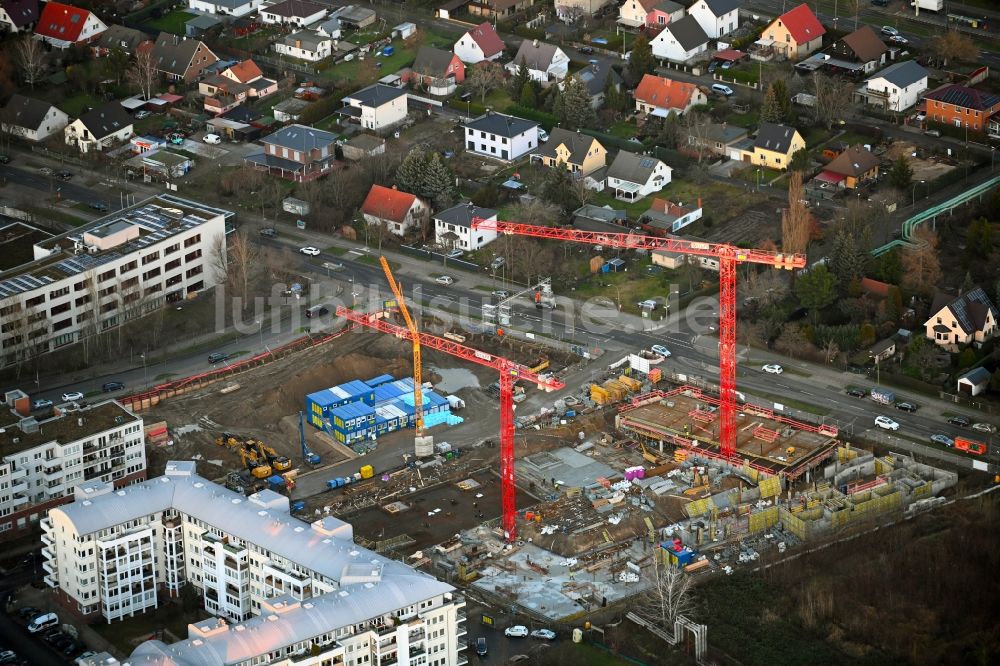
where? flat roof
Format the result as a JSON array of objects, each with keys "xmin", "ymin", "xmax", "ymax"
[
  {"xmin": 0, "ymin": 222, "xmax": 52, "ymax": 271},
  {"xmin": 0, "ymin": 400, "xmax": 139, "ymax": 458}
]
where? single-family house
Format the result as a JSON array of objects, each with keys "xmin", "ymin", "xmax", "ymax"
[
  {"xmin": 924, "ymin": 287, "xmax": 999, "ymax": 350},
  {"xmin": 221, "ymin": 59, "xmax": 276, "ymax": 97},
  {"xmin": 125, "ymin": 149, "xmax": 194, "ymax": 179},
  {"xmin": 463, "ymin": 111, "xmax": 539, "ymax": 161},
  {"xmin": 555, "ymin": 0, "xmax": 613, "ymax": 22},
  {"xmin": 0, "ymin": 94, "xmax": 69, "ymax": 142},
  {"xmin": 151, "ymin": 32, "xmax": 219, "ymax": 82},
  {"xmin": 275, "ymin": 30, "xmax": 332, "ymax": 61},
  {"xmin": 867, "ymin": 338, "xmax": 896, "ymax": 363},
  {"xmin": 505, "ymin": 40, "xmax": 570, "ymax": 84},
  {"xmin": 859, "ymin": 60, "xmax": 928, "ymax": 112},
  {"xmin": 957, "ymin": 367, "xmax": 991, "ymax": 397},
  {"xmin": 650, "ymin": 233, "xmax": 719, "ymax": 270},
  {"xmin": 341, "ymin": 134, "xmax": 386, "ymax": 161},
  {"xmin": 314, "ymin": 15, "xmax": 341, "ymax": 39},
  {"xmin": 272, "ymin": 97, "xmax": 311, "ymax": 123},
  {"xmin": 572, "ymin": 204, "xmax": 626, "ymax": 232},
  {"xmin": 199, "ymin": 75, "xmax": 252, "ymax": 115},
  {"xmin": 687, "ymin": 0, "xmax": 739, "ymax": 39},
  {"xmin": 91, "ymin": 24, "xmax": 150, "ymax": 56},
  {"xmin": 244, "ymin": 124, "xmax": 339, "ymax": 181},
  {"xmin": 454, "ymin": 22, "xmax": 505, "ymax": 63},
  {"xmin": 433, "ymin": 203, "xmax": 498, "ymax": 251},
  {"xmin": 188, "ymin": 0, "xmax": 262, "ymax": 17},
  {"xmin": 634, "ymin": 74, "xmax": 707, "ymax": 117},
  {"xmin": 618, "ymin": 0, "xmax": 656, "ymax": 30},
  {"xmin": 922, "ymin": 84, "xmax": 1000, "ymax": 133},
  {"xmin": 685, "ymin": 121, "xmax": 748, "ymax": 157},
  {"xmin": 818, "ymin": 145, "xmax": 879, "ymax": 189},
  {"xmin": 574, "ymin": 59, "xmax": 622, "ymax": 109},
  {"xmin": 761, "ymin": 3, "xmax": 825, "ymax": 60},
  {"xmin": 409, "ymin": 46, "xmax": 466, "ymax": 85},
  {"xmin": 469, "ymin": 0, "xmax": 533, "ymax": 20},
  {"xmin": 361, "ymin": 185, "xmax": 429, "ymax": 237},
  {"xmin": 641, "ymin": 197, "xmax": 703, "ymax": 234},
  {"xmin": 0, "ymin": 0, "xmax": 39, "ymax": 33},
  {"xmin": 64, "ymin": 102, "xmax": 134, "ymax": 153},
  {"xmin": 35, "ymin": 1, "xmax": 106, "ymax": 47},
  {"xmin": 742, "ymin": 122, "xmax": 805, "ymax": 170},
  {"xmin": 827, "ymin": 25, "xmax": 887, "ymax": 74},
  {"xmin": 646, "ymin": 0, "xmax": 685, "ymax": 28},
  {"xmin": 338, "ymin": 84, "xmax": 409, "ymax": 132},
  {"xmin": 606, "ymin": 150, "xmax": 671, "ymax": 201},
  {"xmin": 650, "ymin": 14, "xmax": 709, "ymax": 63},
  {"xmin": 530, "ymin": 128, "xmax": 607, "ymax": 175},
  {"xmin": 258, "ymin": 0, "xmax": 327, "ymax": 26}
]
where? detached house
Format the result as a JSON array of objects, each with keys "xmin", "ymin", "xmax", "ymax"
[
  {"xmin": 0, "ymin": 94, "xmax": 68, "ymax": 141},
  {"xmin": 258, "ymin": 0, "xmax": 327, "ymax": 27},
  {"xmin": 245, "ymin": 124, "xmax": 338, "ymax": 182},
  {"xmin": 575, "ymin": 59, "xmax": 622, "ymax": 109},
  {"xmin": 188, "ymin": 0, "xmax": 263, "ymax": 18},
  {"xmin": 828, "ymin": 25, "xmax": 887, "ymax": 74},
  {"xmin": 338, "ymin": 84, "xmax": 409, "ymax": 132},
  {"xmin": 860, "ymin": 60, "xmax": 928, "ymax": 112},
  {"xmin": 687, "ymin": 0, "xmax": 740, "ymax": 39},
  {"xmin": 151, "ymin": 32, "xmax": 219, "ymax": 83},
  {"xmin": 454, "ymin": 22, "xmax": 505, "ymax": 64},
  {"xmin": 469, "ymin": 0, "xmax": 534, "ymax": 20},
  {"xmin": 923, "ymin": 84, "xmax": 1000, "ymax": 133},
  {"xmin": 361, "ymin": 185, "xmax": 429, "ymax": 237},
  {"xmin": 606, "ymin": 150, "xmax": 671, "ymax": 201},
  {"xmin": 818, "ymin": 145, "xmax": 879, "ymax": 189},
  {"xmin": 761, "ymin": 3, "xmax": 825, "ymax": 60},
  {"xmin": 641, "ymin": 197, "xmax": 703, "ymax": 234},
  {"xmin": 64, "ymin": 102, "xmax": 133, "ymax": 153},
  {"xmin": 409, "ymin": 46, "xmax": 466, "ymax": 85},
  {"xmin": 92, "ymin": 24, "xmax": 150, "ymax": 57},
  {"xmin": 221, "ymin": 59, "xmax": 276, "ymax": 97},
  {"xmin": 555, "ymin": 0, "xmax": 614, "ymax": 21},
  {"xmin": 200, "ymin": 59, "xmax": 276, "ymax": 113},
  {"xmin": 634, "ymin": 74, "xmax": 707, "ymax": 117},
  {"xmin": 618, "ymin": 0, "xmax": 656, "ymax": 30},
  {"xmin": 531, "ymin": 128, "xmax": 607, "ymax": 176},
  {"xmin": 646, "ymin": 1, "xmax": 685, "ymax": 28},
  {"xmin": 433, "ymin": 204, "xmax": 498, "ymax": 252},
  {"xmin": 35, "ymin": 1, "xmax": 106, "ymax": 47},
  {"xmin": 742, "ymin": 122, "xmax": 805, "ymax": 170},
  {"xmin": 924, "ymin": 287, "xmax": 999, "ymax": 350},
  {"xmin": 506, "ymin": 40, "xmax": 569, "ymax": 84},
  {"xmin": 650, "ymin": 14, "xmax": 709, "ymax": 63},
  {"xmin": 275, "ymin": 30, "xmax": 332, "ymax": 62},
  {"xmin": 0, "ymin": 0, "xmax": 39, "ymax": 33},
  {"xmin": 464, "ymin": 111, "xmax": 538, "ymax": 161}
]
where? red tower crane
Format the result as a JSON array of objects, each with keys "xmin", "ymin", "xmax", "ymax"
[
  {"xmin": 472, "ymin": 219, "xmax": 806, "ymax": 460},
  {"xmin": 335, "ymin": 307, "xmax": 565, "ymax": 539}
]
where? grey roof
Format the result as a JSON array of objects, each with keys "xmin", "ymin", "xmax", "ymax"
[
  {"xmin": 464, "ymin": 111, "xmax": 537, "ymax": 138},
  {"xmin": 1, "ymin": 94, "xmax": 55, "ymax": 131},
  {"xmin": 868, "ymin": 338, "xmax": 895, "ymax": 355},
  {"xmin": 606, "ymin": 150, "xmax": 665, "ymax": 184},
  {"xmin": 151, "ymin": 32, "xmax": 215, "ymax": 77},
  {"xmin": 412, "ymin": 45, "xmax": 457, "ymax": 75},
  {"xmin": 345, "ymin": 83, "xmax": 408, "ymax": 107},
  {"xmin": 573, "ymin": 204, "xmax": 626, "ymax": 223},
  {"xmin": 344, "ymin": 133, "xmax": 385, "ymax": 150},
  {"xmin": 95, "ymin": 24, "xmax": 148, "ymax": 52},
  {"xmin": 200, "ymin": 0, "xmax": 254, "ymax": 8},
  {"xmin": 434, "ymin": 202, "xmax": 497, "ymax": 228},
  {"xmin": 958, "ymin": 367, "xmax": 991, "ymax": 386},
  {"xmin": 700, "ymin": 0, "xmax": 740, "ymax": 16},
  {"xmin": 653, "ymin": 0, "xmax": 684, "ymax": 13},
  {"xmin": 280, "ymin": 29, "xmax": 328, "ymax": 50},
  {"xmin": 576, "ymin": 59, "xmax": 621, "ymax": 97},
  {"xmin": 666, "ymin": 15, "xmax": 709, "ymax": 52},
  {"xmin": 315, "ymin": 15, "xmax": 341, "ymax": 33},
  {"xmin": 263, "ymin": 123, "xmax": 338, "ymax": 151},
  {"xmin": 869, "ymin": 60, "xmax": 928, "ymax": 88},
  {"xmin": 511, "ymin": 40, "xmax": 562, "ymax": 71},
  {"xmin": 533, "ymin": 127, "xmax": 600, "ymax": 165},
  {"xmin": 262, "ymin": 0, "xmax": 326, "ymax": 17},
  {"xmin": 76, "ymin": 102, "xmax": 132, "ymax": 138},
  {"xmin": 930, "ymin": 287, "xmax": 998, "ymax": 335},
  {"xmin": 0, "ymin": 0, "xmax": 38, "ymax": 28},
  {"xmin": 186, "ymin": 14, "xmax": 223, "ymax": 29},
  {"xmin": 753, "ymin": 122, "xmax": 798, "ymax": 154}
]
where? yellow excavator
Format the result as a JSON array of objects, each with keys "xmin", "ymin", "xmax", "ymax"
[
  {"xmin": 239, "ymin": 446, "xmax": 271, "ymax": 479},
  {"xmin": 250, "ymin": 439, "xmax": 292, "ymax": 472}
]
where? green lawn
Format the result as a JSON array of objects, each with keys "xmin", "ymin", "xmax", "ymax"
[
  {"xmin": 607, "ymin": 120, "xmax": 641, "ymax": 140},
  {"xmin": 484, "ymin": 88, "xmax": 515, "ymax": 111},
  {"xmin": 144, "ymin": 9, "xmax": 195, "ymax": 35},
  {"xmin": 58, "ymin": 93, "xmax": 101, "ymax": 117},
  {"xmin": 589, "ymin": 190, "xmax": 652, "ymax": 219}
]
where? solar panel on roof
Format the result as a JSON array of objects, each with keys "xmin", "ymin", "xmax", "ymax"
[{"xmin": 639, "ymin": 158, "xmax": 655, "ymax": 168}]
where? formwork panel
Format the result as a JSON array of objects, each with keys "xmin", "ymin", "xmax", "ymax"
[
  {"xmin": 748, "ymin": 506, "xmax": 779, "ymax": 533},
  {"xmin": 758, "ymin": 476, "xmax": 781, "ymax": 499},
  {"xmin": 685, "ymin": 497, "xmax": 715, "ymax": 518}
]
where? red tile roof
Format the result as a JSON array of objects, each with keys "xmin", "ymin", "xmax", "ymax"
[
  {"xmin": 226, "ymin": 60, "xmax": 263, "ymax": 83},
  {"xmin": 634, "ymin": 74, "xmax": 700, "ymax": 111},
  {"xmin": 860, "ymin": 278, "xmax": 890, "ymax": 299},
  {"xmin": 649, "ymin": 198, "xmax": 696, "ymax": 217},
  {"xmin": 467, "ymin": 22, "xmax": 504, "ymax": 58},
  {"xmin": 776, "ymin": 3, "xmax": 825, "ymax": 45},
  {"xmin": 361, "ymin": 185, "xmax": 418, "ymax": 223},
  {"xmin": 36, "ymin": 1, "xmax": 93, "ymax": 42}
]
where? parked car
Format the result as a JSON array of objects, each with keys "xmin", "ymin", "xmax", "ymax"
[
  {"xmin": 492, "ymin": 290, "xmax": 510, "ymax": 299},
  {"xmin": 929, "ymin": 434, "xmax": 954, "ymax": 447},
  {"xmin": 134, "ymin": 110, "xmax": 151, "ymax": 120},
  {"xmin": 538, "ymin": 129, "xmax": 549, "ymax": 142},
  {"xmin": 38, "ymin": 167, "xmax": 53, "ymax": 176},
  {"xmin": 207, "ymin": 352, "xmax": 229, "ymax": 364},
  {"xmin": 305, "ymin": 305, "xmax": 329, "ymax": 319},
  {"xmin": 890, "ymin": 35, "xmax": 908, "ymax": 44},
  {"xmin": 259, "ymin": 227, "xmax": 277, "ymax": 238},
  {"xmin": 711, "ymin": 83, "xmax": 734, "ymax": 97},
  {"xmin": 971, "ymin": 422, "xmax": 997, "ymax": 434},
  {"xmin": 56, "ymin": 170, "xmax": 72, "ymax": 181},
  {"xmin": 203, "ymin": 133, "xmax": 222, "ymax": 144},
  {"xmin": 61, "ymin": 640, "xmax": 83, "ymax": 656},
  {"xmin": 50, "ymin": 635, "xmax": 74, "ymax": 651},
  {"xmin": 102, "ymin": 381, "xmax": 125, "ymax": 392},
  {"xmin": 880, "ymin": 25, "xmax": 899, "ymax": 36},
  {"xmin": 476, "ymin": 637, "xmax": 488, "ymax": 656},
  {"xmin": 651, "ymin": 345, "xmax": 671, "ymax": 358},
  {"xmin": 31, "ymin": 399, "xmax": 53, "ymax": 410},
  {"xmin": 762, "ymin": 364, "xmax": 783, "ymax": 374},
  {"xmin": 721, "ymin": 60, "xmax": 732, "ymax": 70},
  {"xmin": 875, "ymin": 415, "xmax": 900, "ymax": 431},
  {"xmin": 948, "ymin": 415, "xmax": 971, "ymax": 427},
  {"xmin": 16, "ymin": 606, "xmax": 40, "ymax": 620},
  {"xmin": 707, "ymin": 61, "xmax": 717, "ymax": 73},
  {"xmin": 299, "ymin": 246, "xmax": 321, "ymax": 256},
  {"xmin": 0, "ymin": 154, "xmax": 10, "ymax": 164},
  {"xmin": 846, "ymin": 387, "xmax": 867, "ymax": 398},
  {"xmin": 491, "ymin": 256, "xmax": 505, "ymax": 269},
  {"xmin": 0, "ymin": 651, "xmax": 17, "ymax": 665},
  {"xmin": 579, "ymin": 45, "xmax": 594, "ymax": 55},
  {"xmin": 436, "ymin": 275, "xmax": 455, "ymax": 285},
  {"xmin": 168, "ymin": 133, "xmax": 185, "ymax": 145},
  {"xmin": 530, "ymin": 629, "xmax": 556, "ymax": 640},
  {"xmin": 871, "ymin": 0, "xmax": 888, "ymax": 6},
  {"xmin": 504, "ymin": 625, "xmax": 529, "ymax": 638},
  {"xmin": 61, "ymin": 391, "xmax": 84, "ymax": 402},
  {"xmin": 446, "ymin": 249, "xmax": 463, "ymax": 259},
  {"xmin": 88, "ymin": 202, "xmax": 109, "ymax": 211},
  {"xmin": 924, "ymin": 129, "xmax": 941, "ymax": 137},
  {"xmin": 27, "ymin": 612, "xmax": 59, "ymax": 633},
  {"xmin": 895, "ymin": 401, "xmax": 918, "ymax": 412}
]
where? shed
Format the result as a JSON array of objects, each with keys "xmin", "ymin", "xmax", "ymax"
[
  {"xmin": 603, "ymin": 258, "xmax": 626, "ymax": 272},
  {"xmin": 186, "ymin": 13, "xmax": 223, "ymax": 38},
  {"xmin": 868, "ymin": 338, "xmax": 896, "ymax": 363},
  {"xmin": 342, "ymin": 134, "xmax": 386, "ymax": 161},
  {"xmin": 393, "ymin": 22, "xmax": 416, "ymax": 39},
  {"xmin": 283, "ymin": 197, "xmax": 310, "ymax": 215},
  {"xmin": 273, "ymin": 97, "xmax": 311, "ymax": 122},
  {"xmin": 957, "ymin": 367, "xmax": 991, "ymax": 397}
]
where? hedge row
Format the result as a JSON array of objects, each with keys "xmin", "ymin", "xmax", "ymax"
[{"xmin": 505, "ymin": 104, "xmax": 558, "ymax": 130}]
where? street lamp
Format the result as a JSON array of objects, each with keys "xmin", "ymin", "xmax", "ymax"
[
  {"xmin": 911, "ymin": 179, "xmax": 926, "ymax": 207},
  {"xmin": 755, "ymin": 168, "xmax": 762, "ymax": 191},
  {"xmin": 255, "ymin": 319, "xmax": 263, "ymax": 349},
  {"xmin": 140, "ymin": 352, "xmax": 148, "ymax": 390}
]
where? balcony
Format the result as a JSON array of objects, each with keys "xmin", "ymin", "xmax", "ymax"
[
  {"xmin": 457, "ymin": 656, "xmax": 469, "ymax": 666},
  {"xmin": 9, "ymin": 479, "xmax": 28, "ymax": 494},
  {"xmin": 42, "ymin": 559, "xmax": 56, "ymax": 574},
  {"xmin": 42, "ymin": 457, "xmax": 62, "ymax": 470},
  {"xmin": 41, "ymin": 531, "xmax": 52, "ymax": 547},
  {"xmin": 43, "ymin": 466, "xmax": 64, "ymax": 480},
  {"xmin": 8, "ymin": 467, "xmax": 27, "ymax": 481},
  {"xmin": 44, "ymin": 574, "xmax": 58, "ymax": 588},
  {"xmin": 41, "ymin": 545, "xmax": 52, "ymax": 559}
]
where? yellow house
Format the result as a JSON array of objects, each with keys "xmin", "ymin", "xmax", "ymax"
[
  {"xmin": 760, "ymin": 3, "xmax": 826, "ymax": 60},
  {"xmin": 530, "ymin": 128, "xmax": 607, "ymax": 176},
  {"xmin": 743, "ymin": 122, "xmax": 805, "ymax": 170},
  {"xmin": 618, "ymin": 0, "xmax": 656, "ymax": 28}
]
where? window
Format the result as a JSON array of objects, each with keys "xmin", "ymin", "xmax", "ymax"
[
  {"xmin": 99, "ymin": 270, "xmax": 115, "ymax": 282},
  {"xmin": 165, "ymin": 243, "xmax": 180, "ymax": 255},
  {"xmin": 119, "ymin": 261, "xmax": 137, "ymax": 275},
  {"xmin": 50, "ymin": 286, "xmax": 70, "ymax": 299},
  {"xmin": 142, "ymin": 252, "xmax": 159, "ymax": 265},
  {"xmin": 184, "ymin": 234, "xmax": 201, "ymax": 248},
  {"xmin": 25, "ymin": 294, "xmax": 45, "ymax": 308}
]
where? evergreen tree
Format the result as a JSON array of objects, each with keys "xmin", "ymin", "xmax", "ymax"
[
  {"xmin": 542, "ymin": 164, "xmax": 579, "ymax": 212},
  {"xmin": 771, "ymin": 79, "xmax": 793, "ymax": 122},
  {"xmin": 958, "ymin": 347, "xmax": 977, "ymax": 370},
  {"xmin": 511, "ymin": 61, "xmax": 530, "ymax": 98},
  {"xmin": 888, "ymin": 155, "xmax": 913, "ymax": 191},
  {"xmin": 551, "ymin": 87, "xmax": 565, "ymax": 123},
  {"xmin": 602, "ymin": 74, "xmax": 625, "ymax": 113},
  {"xmin": 395, "ymin": 148, "xmax": 428, "ymax": 194},
  {"xmin": 966, "ymin": 217, "xmax": 993, "ymax": 258},
  {"xmin": 795, "ymin": 264, "xmax": 837, "ymax": 322},
  {"xmin": 627, "ymin": 34, "xmax": 655, "ymax": 84},
  {"xmin": 830, "ymin": 228, "xmax": 868, "ymax": 290},
  {"xmin": 420, "ymin": 152, "xmax": 456, "ymax": 209},
  {"xmin": 520, "ymin": 81, "xmax": 536, "ymax": 108},
  {"xmin": 556, "ymin": 76, "xmax": 595, "ymax": 129},
  {"xmin": 990, "ymin": 368, "xmax": 1000, "ymax": 392},
  {"xmin": 760, "ymin": 84, "xmax": 783, "ymax": 123}
]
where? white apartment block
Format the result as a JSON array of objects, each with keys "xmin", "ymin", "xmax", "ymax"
[
  {"xmin": 47, "ymin": 462, "xmax": 468, "ymax": 666},
  {"xmin": 0, "ymin": 390, "xmax": 145, "ymax": 541},
  {"xmin": 0, "ymin": 196, "xmax": 231, "ymax": 370}
]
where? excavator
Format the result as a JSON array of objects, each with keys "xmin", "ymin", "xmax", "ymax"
[
  {"xmin": 238, "ymin": 446, "xmax": 271, "ymax": 479},
  {"xmin": 250, "ymin": 439, "xmax": 292, "ymax": 472}
]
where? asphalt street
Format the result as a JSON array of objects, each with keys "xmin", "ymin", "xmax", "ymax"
[
  {"xmin": 0, "ymin": 568, "xmax": 66, "ymax": 666},
  {"xmin": 0, "ymin": 164, "xmax": 128, "ymax": 212}
]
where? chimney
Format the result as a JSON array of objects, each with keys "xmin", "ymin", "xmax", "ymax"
[{"xmin": 697, "ymin": 197, "xmax": 702, "ymax": 209}]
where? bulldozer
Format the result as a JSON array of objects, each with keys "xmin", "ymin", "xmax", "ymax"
[{"xmin": 215, "ymin": 433, "xmax": 240, "ymax": 448}]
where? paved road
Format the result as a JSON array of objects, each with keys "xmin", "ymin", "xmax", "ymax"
[
  {"xmin": 0, "ymin": 568, "xmax": 66, "ymax": 666},
  {"xmin": 0, "ymin": 163, "xmax": 128, "ymax": 212}
]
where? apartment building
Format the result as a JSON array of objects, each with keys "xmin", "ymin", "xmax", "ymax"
[
  {"xmin": 0, "ymin": 390, "xmax": 145, "ymax": 540},
  {"xmin": 0, "ymin": 196, "xmax": 231, "ymax": 370},
  {"xmin": 47, "ymin": 462, "xmax": 468, "ymax": 666}
]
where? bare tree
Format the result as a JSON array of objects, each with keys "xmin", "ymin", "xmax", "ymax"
[
  {"xmin": 14, "ymin": 37, "xmax": 46, "ymax": 90},
  {"xmin": 930, "ymin": 30, "xmax": 978, "ymax": 67},
  {"xmin": 812, "ymin": 73, "xmax": 855, "ymax": 129},
  {"xmin": 900, "ymin": 226, "xmax": 942, "ymax": 295},
  {"xmin": 127, "ymin": 47, "xmax": 159, "ymax": 101},
  {"xmin": 571, "ymin": 175, "xmax": 595, "ymax": 209},
  {"xmin": 683, "ymin": 110, "xmax": 712, "ymax": 164},
  {"xmin": 781, "ymin": 172, "xmax": 810, "ymax": 255},
  {"xmin": 639, "ymin": 559, "xmax": 696, "ymax": 632},
  {"xmin": 741, "ymin": 268, "xmax": 788, "ymax": 306},
  {"xmin": 464, "ymin": 61, "xmax": 505, "ymax": 105}
]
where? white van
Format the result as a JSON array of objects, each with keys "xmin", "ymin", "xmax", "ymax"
[
  {"xmin": 28, "ymin": 612, "xmax": 58, "ymax": 633},
  {"xmin": 711, "ymin": 83, "xmax": 734, "ymax": 97}
]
